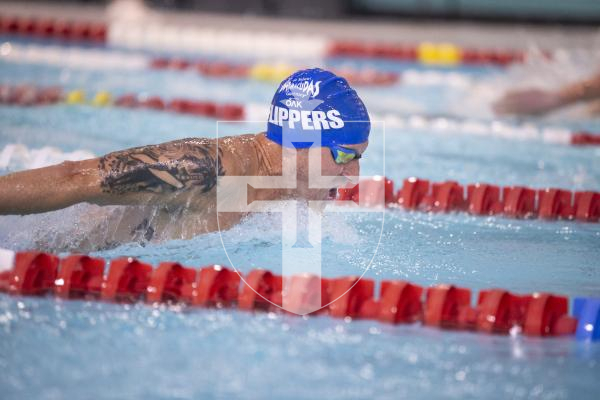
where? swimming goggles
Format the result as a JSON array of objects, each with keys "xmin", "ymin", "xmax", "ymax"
[{"xmin": 330, "ymin": 144, "xmax": 362, "ymax": 164}]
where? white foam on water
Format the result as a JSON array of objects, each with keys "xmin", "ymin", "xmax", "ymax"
[
  {"xmin": 369, "ymin": 112, "xmax": 574, "ymax": 145},
  {"xmin": 0, "ymin": 247, "xmax": 15, "ymax": 272},
  {"xmin": 0, "ymin": 42, "xmax": 149, "ymax": 70},
  {"xmin": 402, "ymin": 69, "xmax": 472, "ymax": 88},
  {"xmin": 0, "ymin": 144, "xmax": 95, "ymax": 172}
]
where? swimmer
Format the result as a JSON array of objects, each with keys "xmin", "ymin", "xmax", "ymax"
[
  {"xmin": 493, "ymin": 70, "xmax": 600, "ymax": 116},
  {"xmin": 0, "ymin": 68, "xmax": 370, "ymax": 242}
]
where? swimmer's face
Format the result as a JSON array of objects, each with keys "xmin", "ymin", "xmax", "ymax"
[
  {"xmin": 320, "ymin": 141, "xmax": 368, "ymax": 183},
  {"xmin": 285, "ymin": 140, "xmax": 368, "ymax": 201}
]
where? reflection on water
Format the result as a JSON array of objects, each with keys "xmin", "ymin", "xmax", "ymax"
[{"xmin": 0, "ymin": 294, "xmax": 598, "ymax": 400}]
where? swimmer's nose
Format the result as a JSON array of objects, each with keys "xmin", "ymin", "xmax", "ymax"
[{"xmin": 342, "ymin": 161, "xmax": 360, "ymax": 183}]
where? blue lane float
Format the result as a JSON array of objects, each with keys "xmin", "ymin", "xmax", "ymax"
[{"xmin": 573, "ymin": 298, "xmax": 600, "ymax": 341}]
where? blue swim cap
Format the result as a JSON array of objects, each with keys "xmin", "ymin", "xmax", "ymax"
[{"xmin": 266, "ymin": 68, "xmax": 370, "ymax": 149}]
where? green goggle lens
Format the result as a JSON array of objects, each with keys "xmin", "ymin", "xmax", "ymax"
[{"xmin": 331, "ymin": 146, "xmax": 361, "ymax": 165}]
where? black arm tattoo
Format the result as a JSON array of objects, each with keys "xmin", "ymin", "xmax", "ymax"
[{"xmin": 98, "ymin": 139, "xmax": 225, "ymax": 195}]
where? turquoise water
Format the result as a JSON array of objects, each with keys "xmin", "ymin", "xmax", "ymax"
[{"xmin": 1, "ymin": 38, "xmax": 600, "ymax": 399}]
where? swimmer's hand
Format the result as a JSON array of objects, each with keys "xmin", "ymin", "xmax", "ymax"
[{"xmin": 492, "ymin": 88, "xmax": 563, "ymax": 116}]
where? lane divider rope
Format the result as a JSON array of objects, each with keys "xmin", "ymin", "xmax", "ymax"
[
  {"xmin": 1, "ymin": 83, "xmax": 599, "ymax": 147},
  {"xmin": 149, "ymin": 57, "xmax": 400, "ymax": 86},
  {"xmin": 327, "ymin": 41, "xmax": 531, "ymax": 66},
  {"xmin": 1, "ymin": 43, "xmax": 458, "ymax": 87},
  {"xmin": 1, "ymin": 14, "xmax": 543, "ymax": 67},
  {"xmin": 339, "ymin": 176, "xmax": 600, "ymax": 223},
  {"xmin": 0, "ymin": 84, "xmax": 245, "ymax": 120},
  {"xmin": 0, "ymin": 15, "xmax": 106, "ymax": 43},
  {"xmin": 0, "ymin": 250, "xmax": 597, "ymax": 341},
  {"xmin": 373, "ymin": 113, "xmax": 600, "ymax": 146}
]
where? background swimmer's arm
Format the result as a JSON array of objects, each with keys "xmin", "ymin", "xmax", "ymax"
[
  {"xmin": 493, "ymin": 71, "xmax": 600, "ymax": 116},
  {"xmin": 0, "ymin": 138, "xmax": 225, "ymax": 215},
  {"xmin": 555, "ymin": 72, "xmax": 600, "ymax": 106}
]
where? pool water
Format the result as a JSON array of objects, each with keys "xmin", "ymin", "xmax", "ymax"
[{"xmin": 1, "ymin": 37, "xmax": 600, "ymax": 399}]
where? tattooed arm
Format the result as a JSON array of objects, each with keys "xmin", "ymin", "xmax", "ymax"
[{"xmin": 0, "ymin": 138, "xmax": 225, "ymax": 215}]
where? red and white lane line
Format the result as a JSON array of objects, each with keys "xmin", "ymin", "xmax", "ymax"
[
  {"xmin": 148, "ymin": 56, "xmax": 400, "ymax": 87},
  {"xmin": 1, "ymin": 83, "xmax": 599, "ymax": 146},
  {"xmin": 0, "ymin": 13, "xmax": 547, "ymax": 67},
  {"xmin": 0, "ymin": 15, "xmax": 106, "ymax": 42}
]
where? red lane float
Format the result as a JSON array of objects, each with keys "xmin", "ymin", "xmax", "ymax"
[
  {"xmin": 145, "ymin": 262, "xmax": 196, "ymax": 303},
  {"xmin": 0, "ymin": 15, "xmax": 106, "ymax": 43},
  {"xmin": 538, "ymin": 189, "xmax": 574, "ymax": 219},
  {"xmin": 0, "ymin": 251, "xmax": 593, "ymax": 340},
  {"xmin": 183, "ymin": 265, "xmax": 240, "ymax": 306},
  {"xmin": 475, "ymin": 289, "xmax": 529, "ymax": 334},
  {"xmin": 574, "ymin": 191, "xmax": 600, "ymax": 222},
  {"xmin": 328, "ymin": 42, "xmax": 418, "ymax": 61},
  {"xmin": 101, "ymin": 258, "xmax": 152, "ymax": 302},
  {"xmin": 423, "ymin": 285, "xmax": 472, "ymax": 329},
  {"xmin": 197, "ymin": 61, "xmax": 248, "ymax": 78},
  {"xmin": 238, "ymin": 269, "xmax": 282, "ymax": 311},
  {"xmin": 337, "ymin": 183, "xmax": 359, "ymax": 203},
  {"xmin": 503, "ymin": 186, "xmax": 536, "ymax": 218},
  {"xmin": 345, "ymin": 177, "xmax": 600, "ymax": 223},
  {"xmin": 165, "ymin": 99, "xmax": 217, "ymax": 118},
  {"xmin": 0, "ymin": 85, "xmax": 64, "ymax": 106},
  {"xmin": 421, "ymin": 181, "xmax": 466, "ymax": 212},
  {"xmin": 0, "ymin": 271, "xmax": 10, "ymax": 292},
  {"xmin": 345, "ymin": 176, "xmax": 395, "ymax": 207},
  {"xmin": 114, "ymin": 93, "xmax": 138, "ymax": 108},
  {"xmin": 148, "ymin": 57, "xmax": 400, "ymax": 87},
  {"xmin": 467, "ymin": 183, "xmax": 503, "ymax": 215},
  {"xmin": 33, "ymin": 18, "xmax": 55, "ymax": 38},
  {"xmin": 139, "ymin": 96, "xmax": 165, "ymax": 111},
  {"xmin": 397, "ymin": 178, "xmax": 430, "ymax": 210},
  {"xmin": 217, "ymin": 103, "xmax": 245, "ymax": 120},
  {"xmin": 0, "ymin": 16, "xmax": 18, "ymax": 34},
  {"xmin": 571, "ymin": 132, "xmax": 600, "ymax": 146},
  {"xmin": 327, "ymin": 276, "xmax": 375, "ymax": 319},
  {"xmin": 55, "ymin": 254, "xmax": 105, "ymax": 299},
  {"xmin": 377, "ymin": 280, "xmax": 423, "ymax": 324},
  {"xmin": 522, "ymin": 293, "xmax": 576, "ymax": 336},
  {"xmin": 284, "ymin": 274, "xmax": 330, "ymax": 315},
  {"xmin": 7, "ymin": 252, "xmax": 59, "ymax": 296}
]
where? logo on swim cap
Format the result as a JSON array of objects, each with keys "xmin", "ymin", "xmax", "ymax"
[
  {"xmin": 278, "ymin": 78, "xmax": 321, "ymax": 98},
  {"xmin": 266, "ymin": 68, "xmax": 370, "ymax": 149}
]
